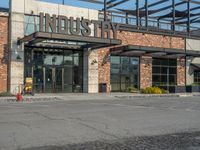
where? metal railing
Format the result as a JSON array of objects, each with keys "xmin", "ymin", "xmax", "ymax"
[{"xmin": 107, "ymin": 14, "xmax": 200, "ymax": 38}]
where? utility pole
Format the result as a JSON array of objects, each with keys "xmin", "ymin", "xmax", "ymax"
[{"xmin": 62, "ymin": 0, "xmax": 65, "ymax": 5}]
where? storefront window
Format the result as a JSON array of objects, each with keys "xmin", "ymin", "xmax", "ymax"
[
  {"xmin": 152, "ymin": 58, "xmax": 177, "ymax": 86},
  {"xmin": 194, "ymin": 71, "xmax": 200, "ymax": 84},
  {"xmin": 110, "ymin": 56, "xmax": 139, "ymax": 92},
  {"xmin": 24, "ymin": 47, "xmax": 83, "ymax": 93}
]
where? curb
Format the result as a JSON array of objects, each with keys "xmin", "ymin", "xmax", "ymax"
[
  {"xmin": 115, "ymin": 93, "xmax": 200, "ymax": 99},
  {"xmin": 0, "ymin": 93, "xmax": 199, "ymax": 103},
  {"xmin": 115, "ymin": 94, "xmax": 180, "ymax": 99},
  {"xmin": 0, "ymin": 96, "xmax": 63, "ymax": 103}
]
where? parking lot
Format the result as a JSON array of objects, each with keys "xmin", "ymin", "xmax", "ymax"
[{"xmin": 0, "ymin": 95, "xmax": 200, "ymax": 150}]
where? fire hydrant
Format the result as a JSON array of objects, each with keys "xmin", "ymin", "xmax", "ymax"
[{"xmin": 16, "ymin": 93, "xmax": 23, "ymax": 102}]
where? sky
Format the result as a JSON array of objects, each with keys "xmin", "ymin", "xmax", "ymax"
[
  {"xmin": 0, "ymin": 0, "xmax": 9, "ymax": 8},
  {"xmin": 0, "ymin": 0, "xmax": 198, "ymax": 17}
]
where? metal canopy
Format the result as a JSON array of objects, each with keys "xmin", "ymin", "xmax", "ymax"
[
  {"xmin": 68, "ymin": 0, "xmax": 200, "ymax": 38},
  {"xmin": 18, "ymin": 32, "xmax": 122, "ymax": 50},
  {"xmin": 191, "ymin": 63, "xmax": 200, "ymax": 70},
  {"xmin": 110, "ymin": 45, "xmax": 200, "ymax": 57}
]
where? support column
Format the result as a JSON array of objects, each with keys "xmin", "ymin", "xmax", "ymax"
[
  {"xmin": 186, "ymin": 57, "xmax": 194, "ymax": 85},
  {"xmin": 9, "ymin": 0, "xmax": 25, "ymax": 93},
  {"xmin": 140, "ymin": 56, "xmax": 152, "ymax": 89},
  {"xmin": 83, "ymin": 49, "xmax": 99, "ymax": 93},
  {"xmin": 177, "ymin": 57, "xmax": 186, "ymax": 86}
]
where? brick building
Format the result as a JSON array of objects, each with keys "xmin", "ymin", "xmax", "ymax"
[
  {"xmin": 0, "ymin": 8, "xmax": 8, "ymax": 92},
  {"xmin": 0, "ymin": 0, "xmax": 200, "ymax": 94}
]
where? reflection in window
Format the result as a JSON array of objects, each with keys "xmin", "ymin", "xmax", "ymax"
[
  {"xmin": 110, "ymin": 56, "xmax": 139, "ymax": 92},
  {"xmin": 152, "ymin": 58, "xmax": 177, "ymax": 86},
  {"xmin": 194, "ymin": 71, "xmax": 200, "ymax": 84},
  {"xmin": 24, "ymin": 47, "xmax": 83, "ymax": 93}
]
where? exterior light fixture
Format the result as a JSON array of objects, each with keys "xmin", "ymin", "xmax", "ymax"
[{"xmin": 91, "ymin": 59, "xmax": 98, "ymax": 65}]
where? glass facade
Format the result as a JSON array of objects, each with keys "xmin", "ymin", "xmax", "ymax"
[
  {"xmin": 152, "ymin": 58, "xmax": 177, "ymax": 86},
  {"xmin": 110, "ymin": 56, "xmax": 139, "ymax": 92},
  {"xmin": 24, "ymin": 47, "xmax": 83, "ymax": 93},
  {"xmin": 194, "ymin": 71, "xmax": 200, "ymax": 84}
]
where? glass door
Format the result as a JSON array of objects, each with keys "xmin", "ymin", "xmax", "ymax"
[
  {"xmin": 44, "ymin": 67, "xmax": 63, "ymax": 93},
  {"xmin": 45, "ymin": 67, "xmax": 53, "ymax": 93},
  {"xmin": 55, "ymin": 67, "xmax": 63, "ymax": 92}
]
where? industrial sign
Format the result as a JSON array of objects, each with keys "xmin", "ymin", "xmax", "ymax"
[{"xmin": 39, "ymin": 13, "xmax": 119, "ymax": 39}]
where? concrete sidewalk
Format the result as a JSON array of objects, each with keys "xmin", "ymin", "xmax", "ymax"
[{"xmin": 0, "ymin": 92, "xmax": 199, "ymax": 103}]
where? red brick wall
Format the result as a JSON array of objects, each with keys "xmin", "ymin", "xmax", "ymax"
[
  {"xmin": 98, "ymin": 31, "xmax": 185, "ymax": 92},
  {"xmin": 140, "ymin": 56, "xmax": 152, "ymax": 89},
  {"xmin": 98, "ymin": 48, "xmax": 111, "ymax": 92},
  {"xmin": 0, "ymin": 16, "xmax": 8, "ymax": 92},
  {"xmin": 118, "ymin": 31, "xmax": 185, "ymax": 49}
]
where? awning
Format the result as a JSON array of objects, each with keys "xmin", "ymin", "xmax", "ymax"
[
  {"xmin": 191, "ymin": 63, "xmax": 200, "ymax": 70},
  {"xmin": 110, "ymin": 45, "xmax": 200, "ymax": 57},
  {"xmin": 18, "ymin": 32, "xmax": 122, "ymax": 50}
]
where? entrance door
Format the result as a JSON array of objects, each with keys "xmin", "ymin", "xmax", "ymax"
[{"xmin": 44, "ymin": 67, "xmax": 63, "ymax": 93}]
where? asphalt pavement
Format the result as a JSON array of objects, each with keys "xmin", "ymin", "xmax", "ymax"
[{"xmin": 0, "ymin": 95, "xmax": 200, "ymax": 150}]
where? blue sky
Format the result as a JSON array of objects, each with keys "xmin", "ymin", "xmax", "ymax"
[
  {"xmin": 0, "ymin": 0, "xmax": 198, "ymax": 15},
  {"xmin": 0, "ymin": 0, "xmax": 9, "ymax": 8}
]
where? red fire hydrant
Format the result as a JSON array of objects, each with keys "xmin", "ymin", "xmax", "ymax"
[{"xmin": 16, "ymin": 93, "xmax": 23, "ymax": 102}]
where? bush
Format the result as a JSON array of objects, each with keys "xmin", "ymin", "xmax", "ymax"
[
  {"xmin": 126, "ymin": 87, "xmax": 138, "ymax": 93},
  {"xmin": 0, "ymin": 92, "xmax": 14, "ymax": 97},
  {"xmin": 141, "ymin": 87, "xmax": 167, "ymax": 94}
]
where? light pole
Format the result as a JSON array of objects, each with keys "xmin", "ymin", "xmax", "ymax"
[{"xmin": 62, "ymin": 0, "xmax": 65, "ymax": 5}]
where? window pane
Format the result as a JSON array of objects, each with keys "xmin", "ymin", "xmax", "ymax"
[
  {"xmin": 152, "ymin": 59, "xmax": 160, "ymax": 66},
  {"xmin": 169, "ymin": 59, "xmax": 177, "ymax": 66},
  {"xmin": 130, "ymin": 57, "xmax": 139, "ymax": 65},
  {"xmin": 169, "ymin": 67, "xmax": 176, "ymax": 74},
  {"xmin": 161, "ymin": 59, "xmax": 168, "ymax": 66},
  {"xmin": 111, "ymin": 56, "xmax": 120, "ymax": 64},
  {"xmin": 64, "ymin": 51, "xmax": 73, "ymax": 65},
  {"xmin": 111, "ymin": 64, "xmax": 120, "ymax": 74},
  {"xmin": 121, "ymin": 65, "xmax": 129, "ymax": 74},
  {"xmin": 121, "ymin": 56, "xmax": 129, "ymax": 65},
  {"xmin": 111, "ymin": 74, "xmax": 120, "ymax": 82},
  {"xmin": 153, "ymin": 67, "xmax": 160, "ymax": 74},
  {"xmin": 153, "ymin": 75, "xmax": 161, "ymax": 83},
  {"xmin": 161, "ymin": 67, "xmax": 168, "ymax": 74},
  {"xmin": 111, "ymin": 83, "xmax": 120, "ymax": 91},
  {"xmin": 110, "ymin": 56, "xmax": 139, "ymax": 92},
  {"xmin": 33, "ymin": 50, "xmax": 43, "ymax": 66}
]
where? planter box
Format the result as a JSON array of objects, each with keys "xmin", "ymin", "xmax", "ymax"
[
  {"xmin": 175, "ymin": 86, "xmax": 186, "ymax": 93},
  {"xmin": 158, "ymin": 86, "xmax": 185, "ymax": 93},
  {"xmin": 186, "ymin": 86, "xmax": 200, "ymax": 93}
]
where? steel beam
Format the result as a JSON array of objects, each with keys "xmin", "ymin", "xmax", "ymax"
[
  {"xmin": 187, "ymin": 0, "xmax": 191, "ymax": 34},
  {"xmin": 172, "ymin": 0, "xmax": 175, "ymax": 31},
  {"xmin": 106, "ymin": 0, "xmax": 129, "ymax": 9},
  {"xmin": 136, "ymin": 0, "xmax": 139, "ymax": 26},
  {"xmin": 145, "ymin": 0, "xmax": 148, "ymax": 27},
  {"xmin": 104, "ymin": 0, "xmax": 107, "ymax": 21},
  {"xmin": 140, "ymin": 0, "xmax": 169, "ymax": 10}
]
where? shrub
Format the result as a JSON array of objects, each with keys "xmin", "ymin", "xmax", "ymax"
[
  {"xmin": 0, "ymin": 92, "xmax": 14, "ymax": 97},
  {"xmin": 126, "ymin": 87, "xmax": 138, "ymax": 93},
  {"xmin": 141, "ymin": 87, "xmax": 167, "ymax": 94}
]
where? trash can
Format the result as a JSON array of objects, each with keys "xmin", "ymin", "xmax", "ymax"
[{"xmin": 99, "ymin": 83, "xmax": 107, "ymax": 93}]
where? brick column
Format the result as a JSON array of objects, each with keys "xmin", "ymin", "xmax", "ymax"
[
  {"xmin": 177, "ymin": 58, "xmax": 186, "ymax": 86},
  {"xmin": 140, "ymin": 56, "xmax": 152, "ymax": 89},
  {"xmin": 0, "ymin": 16, "xmax": 8, "ymax": 92},
  {"xmin": 98, "ymin": 48, "xmax": 111, "ymax": 92}
]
